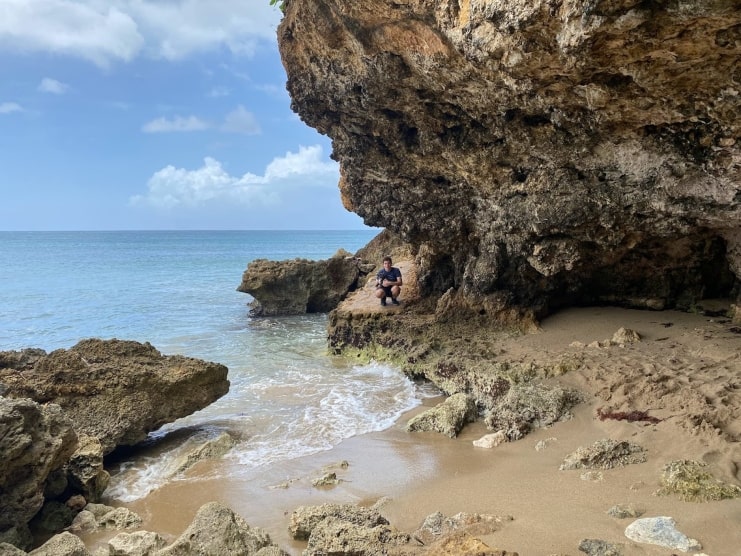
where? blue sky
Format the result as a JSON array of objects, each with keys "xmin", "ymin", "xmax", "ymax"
[{"xmin": 0, "ymin": 0, "xmax": 371, "ymax": 230}]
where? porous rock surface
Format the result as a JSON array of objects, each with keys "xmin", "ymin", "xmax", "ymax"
[
  {"xmin": 0, "ymin": 398, "xmax": 77, "ymax": 548},
  {"xmin": 0, "ymin": 339, "xmax": 230, "ymax": 455},
  {"xmin": 278, "ymin": 0, "xmax": 741, "ymax": 322},
  {"xmin": 237, "ymin": 249, "xmax": 374, "ymax": 316}
]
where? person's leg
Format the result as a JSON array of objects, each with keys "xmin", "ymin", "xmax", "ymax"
[{"xmin": 390, "ymin": 285, "xmax": 401, "ymax": 304}]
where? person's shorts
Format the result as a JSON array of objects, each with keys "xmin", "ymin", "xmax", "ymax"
[{"xmin": 377, "ymin": 285, "xmax": 393, "ymax": 297}]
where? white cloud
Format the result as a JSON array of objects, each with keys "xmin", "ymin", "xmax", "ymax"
[
  {"xmin": 142, "ymin": 115, "xmax": 210, "ymax": 133},
  {"xmin": 130, "ymin": 145, "xmax": 339, "ymax": 209},
  {"xmin": 0, "ymin": 102, "xmax": 23, "ymax": 114},
  {"xmin": 142, "ymin": 106, "xmax": 261, "ymax": 134},
  {"xmin": 0, "ymin": 0, "xmax": 143, "ymax": 67},
  {"xmin": 220, "ymin": 105, "xmax": 260, "ymax": 134},
  {"xmin": 38, "ymin": 78, "xmax": 69, "ymax": 94},
  {"xmin": 208, "ymin": 86, "xmax": 230, "ymax": 98},
  {"xmin": 0, "ymin": 0, "xmax": 281, "ymax": 66}
]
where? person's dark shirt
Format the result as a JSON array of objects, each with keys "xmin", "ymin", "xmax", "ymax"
[{"xmin": 376, "ymin": 266, "xmax": 402, "ymax": 284}]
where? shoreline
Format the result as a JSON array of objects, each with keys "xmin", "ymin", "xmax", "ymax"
[{"xmin": 89, "ymin": 306, "xmax": 740, "ymax": 555}]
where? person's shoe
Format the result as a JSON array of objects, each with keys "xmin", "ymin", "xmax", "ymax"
[
  {"xmin": 380, "ymin": 298, "xmax": 386, "ymax": 306},
  {"xmin": 391, "ymin": 298, "xmax": 400, "ymax": 305}
]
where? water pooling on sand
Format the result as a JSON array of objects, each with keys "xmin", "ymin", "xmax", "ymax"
[{"xmin": 104, "ymin": 315, "xmax": 437, "ymax": 503}]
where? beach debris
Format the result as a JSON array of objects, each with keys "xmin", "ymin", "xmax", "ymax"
[
  {"xmin": 311, "ymin": 472, "xmax": 342, "ymax": 487},
  {"xmin": 655, "ymin": 459, "xmax": 741, "ymax": 502},
  {"xmin": 578, "ymin": 538, "xmax": 623, "ymax": 555},
  {"xmin": 485, "ymin": 384, "xmax": 582, "ymax": 441},
  {"xmin": 473, "ymin": 430, "xmax": 508, "ymax": 448},
  {"xmin": 323, "ymin": 459, "xmax": 349, "ymax": 471},
  {"xmin": 406, "ymin": 393, "xmax": 477, "ymax": 438},
  {"xmin": 413, "ymin": 511, "xmax": 512, "ymax": 546},
  {"xmin": 607, "ymin": 504, "xmax": 645, "ymax": 519},
  {"xmin": 535, "ymin": 437, "xmax": 557, "ymax": 451},
  {"xmin": 596, "ymin": 407, "xmax": 661, "ymax": 424},
  {"xmin": 580, "ymin": 471, "xmax": 604, "ymax": 481},
  {"xmin": 624, "ymin": 516, "xmax": 702, "ymax": 552},
  {"xmin": 560, "ymin": 439, "xmax": 647, "ymax": 470}
]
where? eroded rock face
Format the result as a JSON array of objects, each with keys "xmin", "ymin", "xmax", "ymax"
[
  {"xmin": 0, "ymin": 340, "xmax": 230, "ymax": 455},
  {"xmin": 278, "ymin": 0, "xmax": 741, "ymax": 321},
  {"xmin": 0, "ymin": 398, "xmax": 77, "ymax": 549}
]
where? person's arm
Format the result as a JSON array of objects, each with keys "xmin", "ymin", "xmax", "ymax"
[{"xmin": 393, "ymin": 269, "xmax": 402, "ymax": 287}]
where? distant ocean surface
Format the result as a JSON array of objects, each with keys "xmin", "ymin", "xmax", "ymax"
[{"xmin": 0, "ymin": 230, "xmax": 435, "ymax": 502}]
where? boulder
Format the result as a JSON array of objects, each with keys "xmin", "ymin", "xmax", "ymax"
[
  {"xmin": 0, "ymin": 398, "xmax": 77, "ymax": 550},
  {"xmin": 0, "ymin": 339, "xmax": 230, "ymax": 454},
  {"xmin": 288, "ymin": 503, "xmax": 388, "ymax": 541},
  {"xmin": 485, "ymin": 384, "xmax": 582, "ymax": 440},
  {"xmin": 406, "ymin": 393, "xmax": 477, "ymax": 438},
  {"xmin": 237, "ymin": 250, "xmax": 369, "ymax": 316},
  {"xmin": 560, "ymin": 439, "xmax": 647, "ymax": 471},
  {"xmin": 157, "ymin": 502, "xmax": 279, "ymax": 556}
]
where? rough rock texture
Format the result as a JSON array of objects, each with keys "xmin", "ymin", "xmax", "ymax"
[
  {"xmin": 237, "ymin": 250, "xmax": 374, "ymax": 316},
  {"xmin": 406, "ymin": 392, "xmax": 477, "ymax": 437},
  {"xmin": 560, "ymin": 439, "xmax": 647, "ymax": 470},
  {"xmin": 157, "ymin": 502, "xmax": 277, "ymax": 556},
  {"xmin": 0, "ymin": 398, "xmax": 77, "ymax": 550},
  {"xmin": 288, "ymin": 503, "xmax": 389, "ymax": 541},
  {"xmin": 655, "ymin": 459, "xmax": 741, "ymax": 501},
  {"xmin": 278, "ymin": 0, "xmax": 741, "ymax": 322},
  {"xmin": 0, "ymin": 339, "xmax": 230, "ymax": 455}
]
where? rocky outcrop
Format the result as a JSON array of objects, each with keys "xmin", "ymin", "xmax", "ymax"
[
  {"xmin": 0, "ymin": 398, "xmax": 77, "ymax": 549},
  {"xmin": 0, "ymin": 339, "xmax": 230, "ymax": 455},
  {"xmin": 237, "ymin": 249, "xmax": 375, "ymax": 316},
  {"xmin": 22, "ymin": 502, "xmax": 286, "ymax": 556},
  {"xmin": 278, "ymin": 0, "xmax": 741, "ymax": 322},
  {"xmin": 0, "ymin": 340, "xmax": 230, "ymax": 550}
]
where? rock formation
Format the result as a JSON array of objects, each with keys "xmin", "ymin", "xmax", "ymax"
[
  {"xmin": 0, "ymin": 339, "xmax": 230, "ymax": 455},
  {"xmin": 237, "ymin": 249, "xmax": 374, "ymax": 316},
  {"xmin": 0, "ymin": 340, "xmax": 231, "ymax": 550},
  {"xmin": 277, "ymin": 0, "xmax": 741, "ymax": 323},
  {"xmin": 0, "ymin": 398, "xmax": 77, "ymax": 549}
]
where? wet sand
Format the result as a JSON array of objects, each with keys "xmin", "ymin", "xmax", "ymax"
[{"xmin": 93, "ymin": 307, "xmax": 740, "ymax": 555}]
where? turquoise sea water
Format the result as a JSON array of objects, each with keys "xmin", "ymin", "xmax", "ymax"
[{"xmin": 0, "ymin": 230, "xmax": 434, "ymax": 501}]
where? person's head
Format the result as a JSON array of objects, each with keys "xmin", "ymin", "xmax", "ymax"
[{"xmin": 382, "ymin": 256, "xmax": 392, "ymax": 268}]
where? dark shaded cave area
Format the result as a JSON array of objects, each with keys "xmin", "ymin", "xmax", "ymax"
[
  {"xmin": 418, "ymin": 233, "xmax": 739, "ymax": 321},
  {"xmin": 542, "ymin": 233, "xmax": 739, "ymax": 318}
]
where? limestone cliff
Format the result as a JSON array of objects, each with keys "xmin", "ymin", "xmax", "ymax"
[{"xmin": 278, "ymin": 0, "xmax": 741, "ymax": 322}]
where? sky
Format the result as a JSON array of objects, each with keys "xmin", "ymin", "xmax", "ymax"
[{"xmin": 0, "ymin": 0, "xmax": 372, "ymax": 230}]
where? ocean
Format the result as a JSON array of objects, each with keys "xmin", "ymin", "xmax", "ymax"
[{"xmin": 0, "ymin": 230, "xmax": 435, "ymax": 503}]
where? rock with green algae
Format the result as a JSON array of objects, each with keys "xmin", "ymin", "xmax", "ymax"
[
  {"xmin": 655, "ymin": 460, "xmax": 741, "ymax": 502},
  {"xmin": 485, "ymin": 383, "xmax": 582, "ymax": 441}
]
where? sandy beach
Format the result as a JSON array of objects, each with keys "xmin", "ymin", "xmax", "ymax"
[{"xmin": 89, "ymin": 306, "xmax": 740, "ymax": 555}]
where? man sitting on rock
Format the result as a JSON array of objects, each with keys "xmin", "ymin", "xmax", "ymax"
[{"xmin": 375, "ymin": 256, "xmax": 402, "ymax": 306}]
